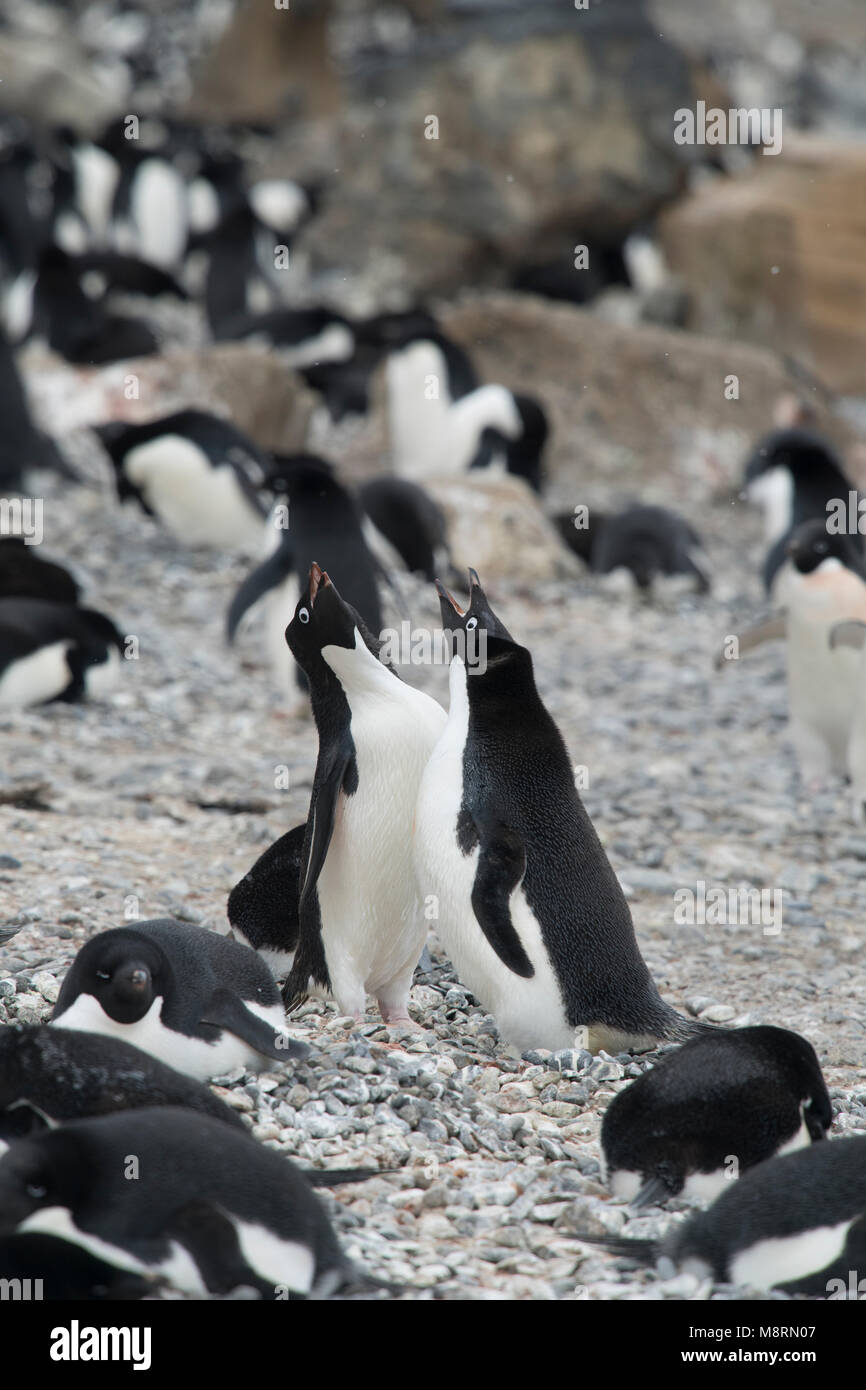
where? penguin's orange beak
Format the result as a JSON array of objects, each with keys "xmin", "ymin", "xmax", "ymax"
[
  {"xmin": 309, "ymin": 562, "xmax": 332, "ymax": 607},
  {"xmin": 434, "ymin": 578, "xmax": 464, "ymax": 615}
]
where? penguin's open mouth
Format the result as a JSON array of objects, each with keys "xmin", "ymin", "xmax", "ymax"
[
  {"xmin": 309, "ymin": 562, "xmax": 331, "ymax": 607},
  {"xmin": 434, "ymin": 579, "xmax": 464, "ymax": 616}
]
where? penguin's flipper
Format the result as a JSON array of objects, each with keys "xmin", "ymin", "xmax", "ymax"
[
  {"xmin": 299, "ymin": 738, "xmax": 356, "ymax": 910},
  {"xmin": 226, "ymin": 543, "xmax": 294, "ymax": 643},
  {"xmin": 199, "ymin": 987, "xmax": 309, "ymax": 1062},
  {"xmin": 829, "ymin": 619, "xmax": 866, "ymax": 652},
  {"xmin": 714, "ymin": 615, "xmax": 787, "ymax": 669},
  {"xmin": 470, "ymin": 820, "xmax": 534, "ymax": 978}
]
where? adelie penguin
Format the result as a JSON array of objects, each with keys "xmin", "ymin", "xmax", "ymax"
[
  {"xmin": 51, "ymin": 918, "xmax": 307, "ymax": 1081},
  {"xmin": 601, "ymin": 1025, "xmax": 832, "ymax": 1207},
  {"xmin": 0, "ymin": 1108, "xmax": 383, "ymax": 1299},
  {"xmin": 0, "ymin": 598, "xmax": 125, "ymax": 708},
  {"xmin": 555, "ymin": 504, "xmax": 710, "ymax": 595},
  {"xmin": 0, "ymin": 1025, "xmax": 248, "ymax": 1144},
  {"xmin": 741, "ymin": 425, "xmax": 860, "ymax": 593},
  {"xmin": 228, "ymin": 822, "xmax": 306, "ymax": 979},
  {"xmin": 721, "ymin": 520, "xmax": 866, "ymax": 787},
  {"xmin": 94, "ymin": 409, "xmax": 270, "ymax": 552},
  {"xmin": 227, "ymin": 455, "xmax": 386, "ymax": 698},
  {"xmin": 281, "ymin": 563, "xmax": 447, "ymax": 1023},
  {"xmin": 582, "ymin": 1135, "xmax": 866, "ymax": 1297},
  {"xmin": 413, "ymin": 569, "xmax": 702, "ymax": 1054}
]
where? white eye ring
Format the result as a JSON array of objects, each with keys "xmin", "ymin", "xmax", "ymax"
[
  {"xmin": 96, "ymin": 970, "xmax": 110, "ymax": 981},
  {"xmin": 466, "ymin": 617, "xmax": 478, "ymax": 630},
  {"xmin": 298, "ymin": 607, "xmax": 310, "ymax": 624}
]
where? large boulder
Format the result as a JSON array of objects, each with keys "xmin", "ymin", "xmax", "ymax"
[
  {"xmin": 193, "ymin": 0, "xmax": 702, "ymax": 299},
  {"xmin": 424, "ymin": 472, "xmax": 579, "ymax": 583},
  {"xmin": 437, "ymin": 292, "xmax": 856, "ymax": 501},
  {"xmin": 659, "ymin": 136, "xmax": 866, "ymax": 396}
]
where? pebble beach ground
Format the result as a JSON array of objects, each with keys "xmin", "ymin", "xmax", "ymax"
[{"xmin": 1, "ymin": 471, "xmax": 864, "ymax": 1301}]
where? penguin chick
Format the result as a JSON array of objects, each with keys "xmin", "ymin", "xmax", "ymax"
[
  {"xmin": 51, "ymin": 919, "xmax": 307, "ymax": 1081},
  {"xmin": 601, "ymin": 1025, "xmax": 831, "ymax": 1207}
]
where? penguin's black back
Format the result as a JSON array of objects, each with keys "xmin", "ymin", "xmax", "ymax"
[
  {"xmin": 0, "ymin": 1025, "xmax": 247, "ymax": 1136},
  {"xmin": 0, "ymin": 538, "xmax": 79, "ymax": 604},
  {"xmin": 53, "ymin": 919, "xmax": 282, "ymax": 1033},
  {"xmin": 590, "ymin": 505, "xmax": 707, "ymax": 590},
  {"xmin": 601, "ymin": 1026, "xmax": 831, "ymax": 1193}
]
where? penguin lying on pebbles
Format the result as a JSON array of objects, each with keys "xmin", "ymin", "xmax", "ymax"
[
  {"xmin": 601, "ymin": 1026, "xmax": 832, "ymax": 1206},
  {"xmin": 94, "ymin": 409, "xmax": 270, "ymax": 552},
  {"xmin": 414, "ymin": 569, "xmax": 703, "ymax": 1054},
  {"xmin": 51, "ymin": 919, "xmax": 308, "ymax": 1081},
  {"xmin": 228, "ymin": 822, "xmax": 305, "ymax": 979},
  {"xmin": 0, "ymin": 598, "xmax": 124, "ymax": 708},
  {"xmin": 555, "ymin": 504, "xmax": 710, "ymax": 594},
  {"xmin": 0, "ymin": 1025, "xmax": 247, "ymax": 1142},
  {"xmin": 0, "ymin": 537, "xmax": 79, "ymax": 604},
  {"xmin": 583, "ymin": 1135, "xmax": 866, "ymax": 1296},
  {"xmin": 282, "ymin": 563, "xmax": 447, "ymax": 1023},
  {"xmin": 0, "ymin": 1109, "xmax": 380, "ymax": 1298},
  {"xmin": 741, "ymin": 426, "xmax": 859, "ymax": 593}
]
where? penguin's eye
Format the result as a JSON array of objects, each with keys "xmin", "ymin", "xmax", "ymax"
[
  {"xmin": 298, "ymin": 608, "xmax": 310, "ymax": 625},
  {"xmin": 26, "ymin": 1183, "xmax": 47, "ymax": 1200},
  {"xmin": 465, "ymin": 617, "xmax": 478, "ymax": 631},
  {"xmin": 95, "ymin": 970, "xmax": 111, "ymax": 981}
]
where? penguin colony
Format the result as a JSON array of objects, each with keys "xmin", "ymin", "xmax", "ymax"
[{"xmin": 1, "ymin": 91, "xmax": 865, "ymax": 1307}]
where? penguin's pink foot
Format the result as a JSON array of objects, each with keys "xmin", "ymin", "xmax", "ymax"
[{"xmin": 377, "ymin": 1003, "xmax": 422, "ymax": 1030}]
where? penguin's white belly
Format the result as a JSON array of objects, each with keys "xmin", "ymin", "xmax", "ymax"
[
  {"xmin": 728, "ymin": 1219, "xmax": 855, "ymax": 1291},
  {"xmin": 847, "ymin": 663, "xmax": 866, "ymax": 817},
  {"xmin": 315, "ymin": 694, "xmax": 445, "ymax": 1009},
  {"xmin": 414, "ymin": 693, "xmax": 571, "ymax": 1053},
  {"xmin": 125, "ymin": 437, "xmax": 263, "ymax": 550},
  {"xmin": 130, "ymin": 158, "xmax": 187, "ymax": 268},
  {"xmin": 787, "ymin": 615, "xmax": 861, "ymax": 775},
  {"xmin": 264, "ymin": 575, "xmax": 299, "ymax": 694},
  {"xmin": 387, "ymin": 344, "xmax": 452, "ymax": 478},
  {"xmin": 0, "ymin": 641, "xmax": 71, "ymax": 707},
  {"xmin": 84, "ymin": 646, "xmax": 122, "ymax": 699},
  {"xmin": 52, "ymin": 992, "xmax": 286, "ymax": 1082}
]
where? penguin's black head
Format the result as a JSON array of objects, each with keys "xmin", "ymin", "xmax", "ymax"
[
  {"xmin": 286, "ymin": 563, "xmax": 382, "ymax": 681},
  {"xmin": 261, "ymin": 454, "xmax": 339, "ymax": 499},
  {"xmin": 785, "ymin": 520, "xmax": 865, "ymax": 577},
  {"xmin": 0, "ymin": 1130, "xmax": 85, "ymax": 1235},
  {"xmin": 435, "ymin": 569, "xmax": 515, "ymax": 671},
  {"xmin": 743, "ymin": 427, "xmax": 848, "ymax": 489},
  {"xmin": 68, "ymin": 930, "xmax": 164, "ymax": 1024}
]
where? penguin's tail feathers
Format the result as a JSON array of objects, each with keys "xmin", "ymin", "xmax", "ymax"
[
  {"xmin": 302, "ymin": 1166, "xmax": 393, "ymax": 1188},
  {"xmin": 572, "ymin": 1231, "xmax": 660, "ymax": 1265}
]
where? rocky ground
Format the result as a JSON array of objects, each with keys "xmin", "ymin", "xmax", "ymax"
[{"xmin": 1, "ymin": 466, "xmax": 864, "ymax": 1301}]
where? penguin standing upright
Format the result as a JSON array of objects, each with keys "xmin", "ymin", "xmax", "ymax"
[
  {"xmin": 741, "ymin": 426, "xmax": 859, "ymax": 592},
  {"xmin": 51, "ymin": 919, "xmax": 307, "ymax": 1081},
  {"xmin": 282, "ymin": 563, "xmax": 447, "ymax": 1023},
  {"xmin": 414, "ymin": 569, "xmax": 702, "ymax": 1054},
  {"xmin": 781, "ymin": 521, "xmax": 866, "ymax": 784},
  {"xmin": 600, "ymin": 1025, "xmax": 832, "ymax": 1206},
  {"xmin": 226, "ymin": 455, "xmax": 386, "ymax": 697}
]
